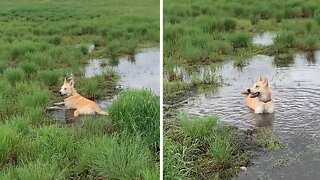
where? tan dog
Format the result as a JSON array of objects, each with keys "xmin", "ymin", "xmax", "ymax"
[
  {"xmin": 53, "ymin": 78, "xmax": 108, "ymax": 117},
  {"xmin": 241, "ymin": 76, "xmax": 274, "ymax": 114}
]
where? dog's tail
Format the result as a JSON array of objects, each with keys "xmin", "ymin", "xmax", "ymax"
[{"xmin": 94, "ymin": 106, "xmax": 108, "ymax": 116}]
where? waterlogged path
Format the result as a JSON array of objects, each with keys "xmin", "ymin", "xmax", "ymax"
[{"xmin": 178, "ymin": 52, "xmax": 320, "ymax": 179}]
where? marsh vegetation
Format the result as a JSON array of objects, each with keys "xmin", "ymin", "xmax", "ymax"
[
  {"xmin": 0, "ymin": 0, "xmax": 159, "ymax": 179},
  {"xmin": 163, "ymin": 0, "xmax": 320, "ymax": 179}
]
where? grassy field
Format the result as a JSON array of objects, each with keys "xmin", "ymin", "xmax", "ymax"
[
  {"xmin": 162, "ymin": 0, "xmax": 304, "ymax": 179},
  {"xmin": 0, "ymin": 0, "xmax": 159, "ymax": 179},
  {"xmin": 164, "ymin": 0, "xmax": 320, "ymax": 98}
]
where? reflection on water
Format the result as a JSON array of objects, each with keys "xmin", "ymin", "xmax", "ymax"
[
  {"xmin": 252, "ymin": 32, "xmax": 276, "ymax": 46},
  {"xmin": 85, "ymin": 48, "xmax": 160, "ymax": 95},
  {"xmin": 48, "ymin": 48, "xmax": 159, "ymax": 123},
  {"xmin": 179, "ymin": 51, "xmax": 320, "ymax": 179}
]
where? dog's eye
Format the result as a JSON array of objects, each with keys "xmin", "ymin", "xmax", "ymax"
[
  {"xmin": 64, "ymin": 88, "xmax": 66, "ymax": 90},
  {"xmin": 255, "ymin": 85, "xmax": 259, "ymax": 88}
]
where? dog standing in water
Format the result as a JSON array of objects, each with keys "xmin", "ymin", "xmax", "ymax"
[
  {"xmin": 51, "ymin": 78, "xmax": 108, "ymax": 117},
  {"xmin": 242, "ymin": 76, "xmax": 274, "ymax": 114}
]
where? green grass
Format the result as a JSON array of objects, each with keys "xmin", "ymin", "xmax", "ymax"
[
  {"xmin": 164, "ymin": 0, "xmax": 320, "ymax": 88},
  {"xmin": 76, "ymin": 136, "xmax": 158, "ymax": 179},
  {"xmin": 180, "ymin": 115, "xmax": 218, "ymax": 139},
  {"xmin": 109, "ymin": 90, "xmax": 160, "ymax": 152},
  {"xmin": 20, "ymin": 61, "xmax": 39, "ymax": 77},
  {"xmin": 164, "ymin": 115, "xmax": 283, "ymax": 179},
  {"xmin": 0, "ymin": 0, "xmax": 159, "ymax": 178},
  {"xmin": 164, "ymin": 116, "xmax": 251, "ymax": 179},
  {"xmin": 3, "ymin": 68, "xmax": 26, "ymax": 84}
]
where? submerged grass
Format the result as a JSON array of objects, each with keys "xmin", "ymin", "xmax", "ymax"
[{"xmin": 0, "ymin": 0, "xmax": 159, "ymax": 178}]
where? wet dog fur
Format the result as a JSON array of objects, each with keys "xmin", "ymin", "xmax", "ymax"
[{"xmin": 242, "ymin": 76, "xmax": 274, "ymax": 114}]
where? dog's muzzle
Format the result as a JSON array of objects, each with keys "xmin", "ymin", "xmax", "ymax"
[{"xmin": 249, "ymin": 92, "xmax": 260, "ymax": 98}]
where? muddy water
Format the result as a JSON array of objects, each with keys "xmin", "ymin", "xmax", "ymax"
[
  {"xmin": 252, "ymin": 32, "xmax": 276, "ymax": 46},
  {"xmin": 48, "ymin": 48, "xmax": 159, "ymax": 123},
  {"xmin": 85, "ymin": 48, "xmax": 160, "ymax": 94},
  {"xmin": 47, "ymin": 98, "xmax": 115, "ymax": 124},
  {"xmin": 179, "ymin": 52, "xmax": 320, "ymax": 179}
]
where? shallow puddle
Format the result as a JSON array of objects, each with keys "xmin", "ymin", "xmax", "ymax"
[
  {"xmin": 47, "ymin": 97, "xmax": 114, "ymax": 124},
  {"xmin": 252, "ymin": 32, "xmax": 276, "ymax": 46},
  {"xmin": 179, "ymin": 52, "xmax": 320, "ymax": 179},
  {"xmin": 48, "ymin": 48, "xmax": 159, "ymax": 123},
  {"xmin": 85, "ymin": 48, "xmax": 160, "ymax": 94}
]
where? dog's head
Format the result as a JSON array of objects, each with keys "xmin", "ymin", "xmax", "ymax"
[
  {"xmin": 59, "ymin": 78, "xmax": 75, "ymax": 97},
  {"xmin": 247, "ymin": 76, "xmax": 270, "ymax": 100}
]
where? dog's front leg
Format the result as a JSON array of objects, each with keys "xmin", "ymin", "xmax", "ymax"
[
  {"xmin": 53, "ymin": 102, "xmax": 65, "ymax": 106},
  {"xmin": 254, "ymin": 106, "xmax": 264, "ymax": 114},
  {"xmin": 46, "ymin": 106, "xmax": 66, "ymax": 110}
]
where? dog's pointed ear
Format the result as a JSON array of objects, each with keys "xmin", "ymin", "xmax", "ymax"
[
  {"xmin": 69, "ymin": 79, "xmax": 74, "ymax": 87},
  {"xmin": 64, "ymin": 78, "xmax": 67, "ymax": 83},
  {"xmin": 259, "ymin": 75, "xmax": 262, "ymax": 81},
  {"xmin": 264, "ymin": 78, "xmax": 268, "ymax": 86}
]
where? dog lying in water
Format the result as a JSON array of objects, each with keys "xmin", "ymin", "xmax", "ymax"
[
  {"xmin": 48, "ymin": 78, "xmax": 108, "ymax": 117},
  {"xmin": 242, "ymin": 76, "xmax": 274, "ymax": 114}
]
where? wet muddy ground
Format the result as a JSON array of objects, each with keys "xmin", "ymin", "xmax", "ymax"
[
  {"xmin": 47, "ymin": 48, "xmax": 159, "ymax": 123},
  {"xmin": 177, "ymin": 52, "xmax": 320, "ymax": 179}
]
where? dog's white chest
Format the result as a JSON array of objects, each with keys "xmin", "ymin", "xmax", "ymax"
[{"xmin": 255, "ymin": 102, "xmax": 274, "ymax": 114}]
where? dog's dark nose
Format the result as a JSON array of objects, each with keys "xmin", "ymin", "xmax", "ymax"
[{"xmin": 247, "ymin": 89, "xmax": 251, "ymax": 93}]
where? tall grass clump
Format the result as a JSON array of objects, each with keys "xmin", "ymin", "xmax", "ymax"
[
  {"xmin": 5, "ymin": 160, "xmax": 64, "ymax": 180},
  {"xmin": 77, "ymin": 74, "xmax": 119, "ymax": 100},
  {"xmin": 108, "ymin": 90, "xmax": 160, "ymax": 151},
  {"xmin": 164, "ymin": 116, "xmax": 241, "ymax": 179},
  {"xmin": 38, "ymin": 70, "xmax": 63, "ymax": 87},
  {"xmin": 302, "ymin": 3, "xmax": 317, "ymax": 17},
  {"xmin": 190, "ymin": 67, "xmax": 220, "ymax": 86},
  {"xmin": 223, "ymin": 18, "xmax": 237, "ymax": 31},
  {"xmin": 33, "ymin": 125, "xmax": 75, "ymax": 166},
  {"xmin": 14, "ymin": 82, "xmax": 53, "ymax": 114},
  {"xmin": 0, "ymin": 61, "xmax": 7, "ymax": 73},
  {"xmin": 229, "ymin": 32, "xmax": 250, "ymax": 48},
  {"xmin": 315, "ymin": 9, "xmax": 320, "ymax": 25},
  {"xmin": 0, "ymin": 79, "xmax": 12, "ymax": 98},
  {"xmin": 10, "ymin": 42, "xmax": 35, "ymax": 60},
  {"xmin": 76, "ymin": 136, "xmax": 157, "ymax": 179},
  {"xmin": 126, "ymin": 39, "xmax": 138, "ymax": 54},
  {"xmin": 274, "ymin": 31, "xmax": 295, "ymax": 49},
  {"xmin": 80, "ymin": 116, "xmax": 113, "ymax": 136},
  {"xmin": 24, "ymin": 52, "xmax": 54, "ymax": 68},
  {"xmin": 92, "ymin": 36, "xmax": 106, "ymax": 47},
  {"xmin": 3, "ymin": 68, "xmax": 26, "ymax": 84},
  {"xmin": 20, "ymin": 61, "xmax": 38, "ymax": 76},
  {"xmin": 305, "ymin": 22, "xmax": 312, "ymax": 33},
  {"xmin": 163, "ymin": 137, "xmax": 186, "ymax": 179},
  {"xmin": 209, "ymin": 19, "xmax": 237, "ymax": 32},
  {"xmin": 48, "ymin": 35, "xmax": 62, "ymax": 45},
  {"xmin": 0, "ymin": 125, "xmax": 19, "ymax": 166},
  {"xmin": 180, "ymin": 115, "xmax": 218, "ymax": 139},
  {"xmin": 107, "ymin": 40, "xmax": 121, "ymax": 58},
  {"xmin": 208, "ymin": 128, "xmax": 234, "ymax": 167},
  {"xmin": 78, "ymin": 45, "xmax": 88, "ymax": 55},
  {"xmin": 233, "ymin": 5, "xmax": 245, "ymax": 17}
]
